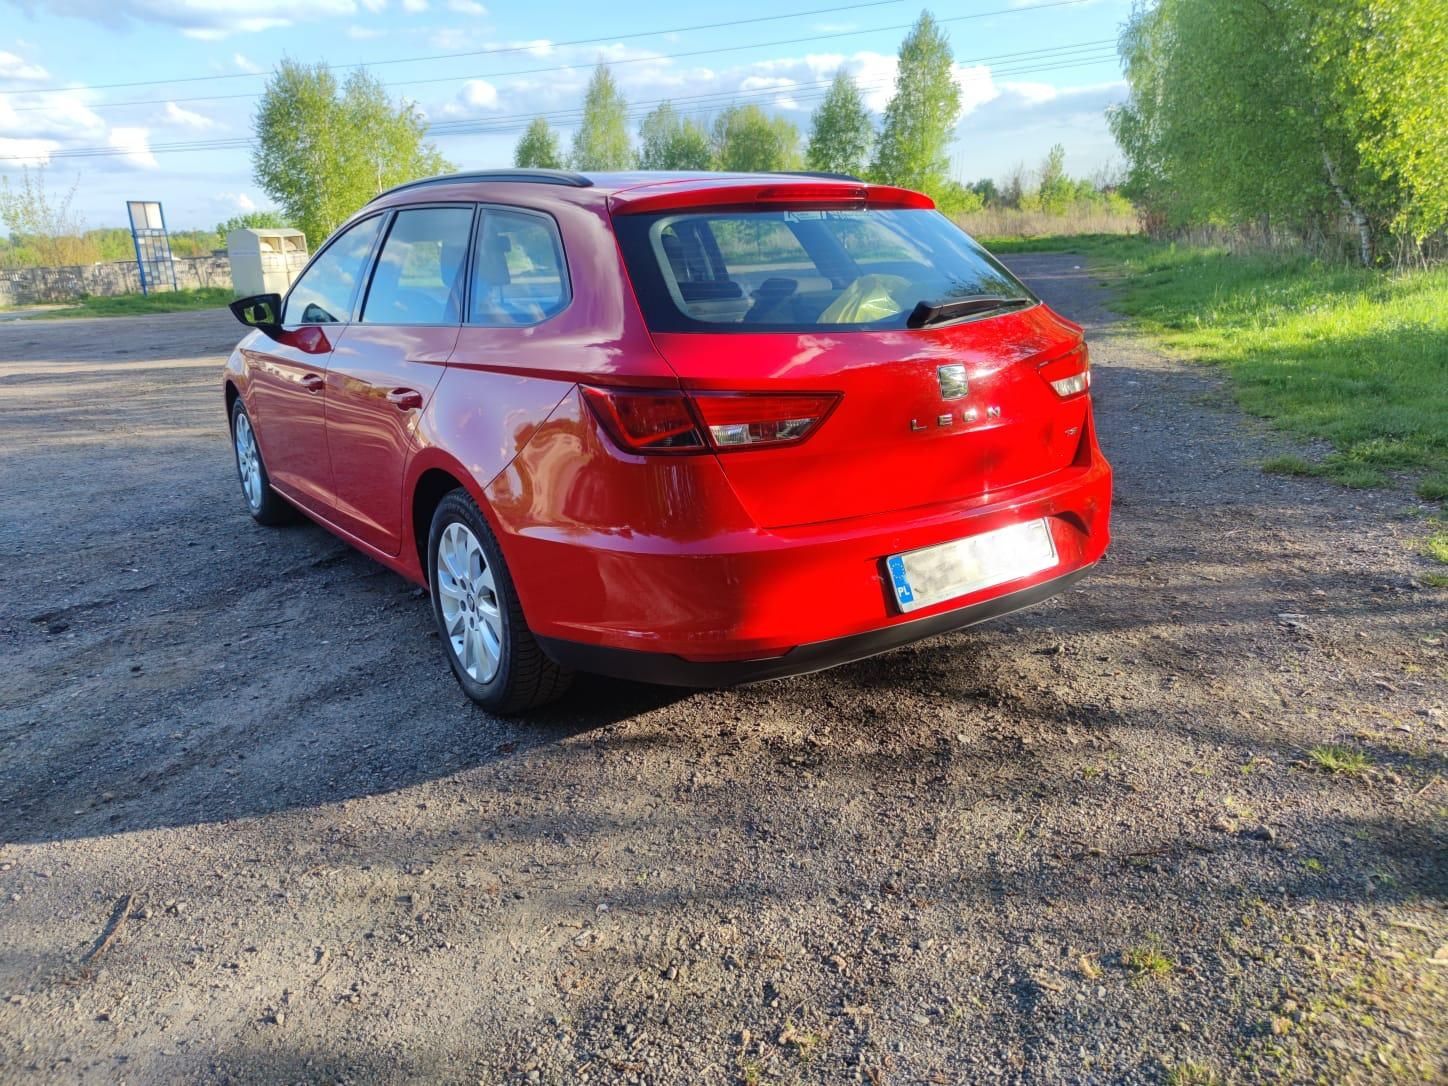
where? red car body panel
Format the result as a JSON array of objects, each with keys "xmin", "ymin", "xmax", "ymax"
[
  {"xmin": 649, "ymin": 308, "xmax": 1091, "ymax": 528},
  {"xmin": 239, "ymin": 331, "xmax": 335, "ymax": 511},
  {"xmin": 223, "ymin": 171, "xmax": 1112, "ymax": 686},
  {"xmin": 326, "ymin": 323, "xmax": 455, "ymax": 554}
]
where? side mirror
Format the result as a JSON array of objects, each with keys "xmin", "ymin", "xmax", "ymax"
[{"xmin": 229, "ymin": 293, "xmax": 283, "ymax": 336}]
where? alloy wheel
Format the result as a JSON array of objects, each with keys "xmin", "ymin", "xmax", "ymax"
[
  {"xmin": 234, "ymin": 412, "xmax": 263, "ymax": 512},
  {"xmin": 436, "ymin": 521, "xmax": 503, "ymax": 683}
]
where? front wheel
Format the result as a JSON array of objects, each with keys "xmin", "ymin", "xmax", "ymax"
[
  {"xmin": 428, "ymin": 490, "xmax": 572, "ymax": 713},
  {"xmin": 230, "ymin": 398, "xmax": 292, "ymax": 525}
]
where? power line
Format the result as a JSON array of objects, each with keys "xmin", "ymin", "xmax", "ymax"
[
  {"xmin": 14, "ymin": 43, "xmax": 1119, "ymax": 160},
  {"xmin": 8, "ymin": 0, "xmax": 1096, "ymax": 114},
  {"xmin": 15, "ymin": 53, "xmax": 1125, "ymax": 161},
  {"xmin": 0, "ymin": 0, "xmax": 911, "ymax": 96},
  {"xmin": 5, "ymin": 48, "xmax": 1123, "ymax": 163}
]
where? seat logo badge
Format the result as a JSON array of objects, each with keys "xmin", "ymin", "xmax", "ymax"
[{"xmin": 937, "ymin": 364, "xmax": 968, "ymax": 400}]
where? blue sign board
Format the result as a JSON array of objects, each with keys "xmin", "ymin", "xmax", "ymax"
[{"xmin": 126, "ymin": 200, "xmax": 178, "ymax": 296}]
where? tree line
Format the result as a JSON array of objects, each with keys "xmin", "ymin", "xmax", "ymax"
[
  {"xmin": 0, "ymin": 170, "xmax": 290, "ymax": 269},
  {"xmin": 1110, "ymin": 0, "xmax": 1446, "ymax": 266},
  {"xmin": 514, "ymin": 11, "xmax": 971, "ymax": 204}
]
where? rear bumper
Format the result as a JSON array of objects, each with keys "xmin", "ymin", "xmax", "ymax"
[
  {"xmin": 506, "ymin": 447, "xmax": 1110, "ymax": 672},
  {"xmin": 537, "ymin": 564, "xmax": 1092, "ymax": 687}
]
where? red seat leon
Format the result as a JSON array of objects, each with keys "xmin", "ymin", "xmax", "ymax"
[{"xmin": 223, "ymin": 170, "xmax": 1112, "ymax": 712}]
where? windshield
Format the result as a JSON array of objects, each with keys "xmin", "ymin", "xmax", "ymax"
[{"xmin": 613, "ymin": 207, "xmax": 1035, "ymax": 333}]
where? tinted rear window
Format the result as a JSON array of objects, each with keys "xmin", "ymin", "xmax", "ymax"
[{"xmin": 613, "ymin": 208, "xmax": 1034, "ymax": 333}]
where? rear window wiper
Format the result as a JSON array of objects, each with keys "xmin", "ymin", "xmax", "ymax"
[{"xmin": 906, "ymin": 295, "xmax": 1032, "ymax": 329}]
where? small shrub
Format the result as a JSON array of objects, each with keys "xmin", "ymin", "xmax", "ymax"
[
  {"xmin": 1307, "ymin": 745, "xmax": 1371, "ymax": 775},
  {"xmin": 1123, "ymin": 938, "xmax": 1174, "ymax": 978}
]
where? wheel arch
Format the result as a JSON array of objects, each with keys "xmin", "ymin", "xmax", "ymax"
[
  {"xmin": 408, "ymin": 451, "xmax": 504, "ymax": 588},
  {"xmin": 224, "ymin": 379, "xmax": 241, "ymax": 430}
]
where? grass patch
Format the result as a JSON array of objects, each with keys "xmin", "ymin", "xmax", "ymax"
[
  {"xmin": 16, "ymin": 287, "xmax": 235, "ymax": 319},
  {"xmin": 777, "ymin": 1020, "xmax": 824, "ymax": 1063},
  {"xmin": 1123, "ymin": 937, "xmax": 1175, "ymax": 979},
  {"xmin": 1421, "ymin": 529, "xmax": 1448, "ymax": 565},
  {"xmin": 1261, "ymin": 454, "xmax": 1320, "ymax": 477},
  {"xmin": 979, "ymin": 232, "xmax": 1151, "ymax": 258},
  {"xmin": 1307, "ymin": 745, "xmax": 1372, "ymax": 775},
  {"xmin": 1068, "ymin": 241, "xmax": 1448, "ymax": 500}
]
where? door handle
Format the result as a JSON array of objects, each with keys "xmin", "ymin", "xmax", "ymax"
[
  {"xmin": 300, "ymin": 373, "xmax": 324, "ymax": 393},
  {"xmin": 387, "ymin": 388, "xmax": 424, "ymax": 411}
]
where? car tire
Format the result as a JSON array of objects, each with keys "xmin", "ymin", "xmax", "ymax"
[
  {"xmin": 428, "ymin": 489, "xmax": 572, "ymax": 713},
  {"xmin": 230, "ymin": 398, "xmax": 293, "ymax": 526}
]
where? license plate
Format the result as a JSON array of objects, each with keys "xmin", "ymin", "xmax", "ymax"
[{"xmin": 885, "ymin": 518, "xmax": 1057, "ymax": 613}]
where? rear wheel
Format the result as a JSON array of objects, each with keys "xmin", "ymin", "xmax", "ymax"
[
  {"xmin": 428, "ymin": 489, "xmax": 571, "ymax": 713},
  {"xmin": 230, "ymin": 398, "xmax": 292, "ymax": 525}
]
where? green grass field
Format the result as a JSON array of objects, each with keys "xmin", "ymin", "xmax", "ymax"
[
  {"xmin": 997, "ymin": 236, "xmax": 1447, "ymax": 508},
  {"xmin": 15, "ymin": 287, "xmax": 235, "ymax": 319}
]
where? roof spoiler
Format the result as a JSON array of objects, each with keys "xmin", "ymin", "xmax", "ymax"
[{"xmin": 608, "ymin": 179, "xmax": 933, "ymax": 216}]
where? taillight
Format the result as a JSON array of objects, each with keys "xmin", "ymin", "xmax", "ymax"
[
  {"xmin": 579, "ymin": 387, "xmax": 705, "ymax": 452},
  {"xmin": 692, "ymin": 391, "xmax": 839, "ymax": 449},
  {"xmin": 581, "ymin": 386, "xmax": 839, "ymax": 455},
  {"xmin": 1038, "ymin": 345, "xmax": 1091, "ymax": 398}
]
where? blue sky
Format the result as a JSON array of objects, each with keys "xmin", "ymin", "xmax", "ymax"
[{"xmin": 0, "ymin": 0, "xmax": 1131, "ymax": 230}]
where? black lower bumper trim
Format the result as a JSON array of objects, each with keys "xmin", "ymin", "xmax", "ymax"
[{"xmin": 537, "ymin": 565, "xmax": 1093, "ymax": 688}]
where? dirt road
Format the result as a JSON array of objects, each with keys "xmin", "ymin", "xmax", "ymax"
[{"xmin": 1, "ymin": 255, "xmax": 1443, "ymax": 1084}]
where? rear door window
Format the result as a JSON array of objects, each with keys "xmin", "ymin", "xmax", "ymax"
[{"xmin": 361, "ymin": 206, "xmax": 474, "ymax": 326}]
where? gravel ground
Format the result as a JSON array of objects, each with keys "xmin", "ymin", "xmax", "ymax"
[{"xmin": 0, "ymin": 254, "xmax": 1443, "ymax": 1085}]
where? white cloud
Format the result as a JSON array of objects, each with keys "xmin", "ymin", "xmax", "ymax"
[
  {"xmin": 347, "ymin": 25, "xmax": 385, "ymax": 39},
  {"xmin": 0, "ymin": 137, "xmax": 60, "ymax": 167},
  {"xmin": 441, "ymin": 78, "xmax": 499, "ymax": 115},
  {"xmin": 953, "ymin": 81, "xmax": 1129, "ymax": 181},
  {"xmin": 738, "ymin": 76, "xmax": 801, "ymax": 111},
  {"xmin": 953, "ymin": 64, "xmax": 1000, "ymax": 115},
  {"xmin": 448, "ymin": 0, "xmax": 486, "ymax": 14},
  {"xmin": 358, "ymin": 0, "xmax": 386, "ymax": 10},
  {"xmin": 233, "ymin": 52, "xmax": 263, "ymax": 74},
  {"xmin": 0, "ymin": 50, "xmax": 50, "ymax": 81},
  {"xmin": 0, "ymin": 89, "xmax": 107, "ymax": 141},
  {"xmin": 106, "ymin": 127, "xmax": 157, "ymax": 169},
  {"xmin": 182, "ymin": 17, "xmax": 289, "ymax": 41},
  {"xmin": 402, "ymin": 0, "xmax": 429, "ymax": 11},
  {"xmin": 162, "ymin": 101, "xmax": 218, "ymax": 129},
  {"xmin": 27, "ymin": 1, "xmax": 357, "ymax": 38},
  {"xmin": 218, "ymin": 191, "xmax": 258, "ymax": 212}
]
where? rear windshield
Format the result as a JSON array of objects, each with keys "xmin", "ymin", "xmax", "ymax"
[{"xmin": 613, "ymin": 207, "xmax": 1035, "ymax": 333}]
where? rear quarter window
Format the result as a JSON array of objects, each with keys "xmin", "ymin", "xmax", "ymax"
[{"xmin": 470, "ymin": 208, "xmax": 570, "ymax": 327}]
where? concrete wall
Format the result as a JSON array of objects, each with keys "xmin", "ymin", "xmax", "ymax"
[{"xmin": 0, "ymin": 256, "xmax": 234, "ymax": 307}]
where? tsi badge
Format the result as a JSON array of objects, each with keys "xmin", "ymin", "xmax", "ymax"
[{"xmin": 912, "ymin": 364, "xmax": 1000, "ymax": 431}]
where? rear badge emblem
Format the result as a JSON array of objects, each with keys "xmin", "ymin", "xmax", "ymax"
[
  {"xmin": 937, "ymin": 364, "xmax": 968, "ymax": 400},
  {"xmin": 910, "ymin": 404, "xmax": 1002, "ymax": 431}
]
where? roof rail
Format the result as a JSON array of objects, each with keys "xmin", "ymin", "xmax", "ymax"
[{"xmin": 374, "ymin": 169, "xmax": 593, "ymax": 201}]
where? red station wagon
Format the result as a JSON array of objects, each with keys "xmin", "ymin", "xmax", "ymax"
[{"xmin": 224, "ymin": 170, "xmax": 1112, "ymax": 712}]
